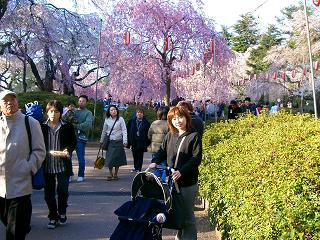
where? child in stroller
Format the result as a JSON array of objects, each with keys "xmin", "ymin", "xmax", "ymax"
[{"xmin": 110, "ymin": 167, "xmax": 172, "ymax": 240}]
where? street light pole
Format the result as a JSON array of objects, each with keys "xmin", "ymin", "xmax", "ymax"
[
  {"xmin": 303, "ymin": 0, "xmax": 318, "ymax": 118},
  {"xmin": 93, "ymin": 19, "xmax": 103, "ymax": 131}
]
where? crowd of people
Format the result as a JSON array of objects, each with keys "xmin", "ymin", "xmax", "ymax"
[{"xmin": 1, "ymin": 89, "xmax": 285, "ymax": 240}]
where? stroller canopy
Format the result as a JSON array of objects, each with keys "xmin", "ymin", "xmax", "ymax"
[{"xmin": 131, "ymin": 171, "xmax": 172, "ymax": 210}]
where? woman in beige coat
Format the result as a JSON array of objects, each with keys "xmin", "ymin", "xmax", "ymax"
[{"xmin": 148, "ymin": 106, "xmax": 169, "ymax": 154}]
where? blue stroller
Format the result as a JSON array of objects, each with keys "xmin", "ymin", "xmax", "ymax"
[{"xmin": 110, "ymin": 169, "xmax": 172, "ymax": 240}]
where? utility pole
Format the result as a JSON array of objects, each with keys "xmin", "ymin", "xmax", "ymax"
[
  {"xmin": 303, "ymin": 0, "xmax": 317, "ymax": 118},
  {"xmin": 93, "ymin": 19, "xmax": 103, "ymax": 133}
]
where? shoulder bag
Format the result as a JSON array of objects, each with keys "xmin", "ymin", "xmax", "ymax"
[
  {"xmin": 164, "ymin": 136, "xmax": 187, "ymax": 230},
  {"xmin": 102, "ymin": 119, "xmax": 117, "ymax": 151}
]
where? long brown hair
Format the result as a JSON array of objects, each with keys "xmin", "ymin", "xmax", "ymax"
[{"xmin": 167, "ymin": 106, "xmax": 192, "ymax": 134}]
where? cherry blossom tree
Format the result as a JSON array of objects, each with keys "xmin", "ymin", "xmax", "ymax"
[
  {"xmin": 0, "ymin": 0, "xmax": 106, "ymax": 94},
  {"xmin": 99, "ymin": 0, "xmax": 232, "ymax": 104}
]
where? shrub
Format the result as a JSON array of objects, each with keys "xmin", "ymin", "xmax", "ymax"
[{"xmin": 199, "ymin": 111, "xmax": 320, "ymax": 239}]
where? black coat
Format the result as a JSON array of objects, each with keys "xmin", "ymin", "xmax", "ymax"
[
  {"xmin": 190, "ymin": 113, "xmax": 204, "ymax": 137},
  {"xmin": 41, "ymin": 122, "xmax": 77, "ymax": 176},
  {"xmin": 127, "ymin": 117, "xmax": 150, "ymax": 152},
  {"xmin": 152, "ymin": 129, "xmax": 202, "ymax": 188}
]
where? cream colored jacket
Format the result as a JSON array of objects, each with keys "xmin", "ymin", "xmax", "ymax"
[
  {"xmin": 0, "ymin": 111, "xmax": 46, "ymax": 199},
  {"xmin": 147, "ymin": 120, "xmax": 168, "ymax": 153}
]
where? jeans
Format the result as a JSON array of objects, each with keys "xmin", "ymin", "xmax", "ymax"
[
  {"xmin": 0, "ymin": 195, "xmax": 32, "ymax": 240},
  {"xmin": 44, "ymin": 171, "xmax": 69, "ymax": 220},
  {"xmin": 75, "ymin": 141, "xmax": 86, "ymax": 177},
  {"xmin": 175, "ymin": 184, "xmax": 198, "ymax": 240}
]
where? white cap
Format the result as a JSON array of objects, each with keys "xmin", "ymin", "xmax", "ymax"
[{"xmin": 0, "ymin": 90, "xmax": 16, "ymax": 100}]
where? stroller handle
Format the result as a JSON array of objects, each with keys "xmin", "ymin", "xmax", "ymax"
[{"xmin": 145, "ymin": 165, "xmax": 180, "ymax": 193}]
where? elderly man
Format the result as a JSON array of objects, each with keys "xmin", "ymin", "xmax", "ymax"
[{"xmin": 0, "ymin": 90, "xmax": 46, "ymax": 240}]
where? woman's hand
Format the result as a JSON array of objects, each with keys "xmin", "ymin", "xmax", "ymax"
[{"xmin": 172, "ymin": 170, "xmax": 181, "ymax": 181}]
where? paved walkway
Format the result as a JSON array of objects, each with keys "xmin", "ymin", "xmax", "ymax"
[{"xmin": 0, "ymin": 143, "xmax": 177, "ymax": 240}]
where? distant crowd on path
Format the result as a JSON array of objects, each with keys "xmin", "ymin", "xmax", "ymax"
[
  {"xmin": 227, "ymin": 97, "xmax": 282, "ymax": 120},
  {"xmin": 0, "ymin": 89, "xmax": 287, "ymax": 240}
]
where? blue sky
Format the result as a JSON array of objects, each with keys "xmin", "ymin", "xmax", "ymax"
[
  {"xmin": 202, "ymin": 0, "xmax": 301, "ymax": 31},
  {"xmin": 50, "ymin": 0, "xmax": 302, "ymax": 31}
]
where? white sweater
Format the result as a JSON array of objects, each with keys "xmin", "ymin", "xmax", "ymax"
[{"xmin": 100, "ymin": 116, "xmax": 127, "ymax": 145}]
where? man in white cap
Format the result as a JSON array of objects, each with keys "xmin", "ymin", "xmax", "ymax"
[{"xmin": 0, "ymin": 90, "xmax": 46, "ymax": 240}]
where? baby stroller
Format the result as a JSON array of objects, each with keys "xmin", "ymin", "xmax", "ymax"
[{"xmin": 110, "ymin": 168, "xmax": 172, "ymax": 240}]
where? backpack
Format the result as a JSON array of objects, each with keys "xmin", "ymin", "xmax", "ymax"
[
  {"xmin": 25, "ymin": 116, "xmax": 45, "ymax": 190},
  {"xmin": 25, "ymin": 101, "xmax": 44, "ymax": 122}
]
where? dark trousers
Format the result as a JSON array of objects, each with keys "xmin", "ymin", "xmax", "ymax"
[
  {"xmin": 132, "ymin": 149, "xmax": 144, "ymax": 171},
  {"xmin": 44, "ymin": 171, "xmax": 69, "ymax": 220},
  {"xmin": 0, "ymin": 195, "xmax": 32, "ymax": 240}
]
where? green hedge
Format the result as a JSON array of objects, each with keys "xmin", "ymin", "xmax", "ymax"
[{"xmin": 199, "ymin": 112, "xmax": 320, "ymax": 239}]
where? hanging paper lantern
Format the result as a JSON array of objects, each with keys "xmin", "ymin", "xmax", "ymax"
[
  {"xmin": 314, "ymin": 61, "xmax": 319, "ymax": 71},
  {"xmin": 253, "ymin": 74, "xmax": 257, "ymax": 80},
  {"xmin": 282, "ymin": 71, "xmax": 286, "ymax": 81},
  {"xmin": 164, "ymin": 37, "xmax": 172, "ymax": 51},
  {"xmin": 204, "ymin": 51, "xmax": 211, "ymax": 62},
  {"xmin": 303, "ymin": 66, "xmax": 307, "ymax": 76},
  {"xmin": 196, "ymin": 62, "xmax": 201, "ymax": 71},
  {"xmin": 291, "ymin": 69, "xmax": 296, "ymax": 78},
  {"xmin": 191, "ymin": 67, "xmax": 195, "ymax": 75},
  {"xmin": 313, "ymin": 0, "xmax": 320, "ymax": 7},
  {"xmin": 124, "ymin": 32, "xmax": 130, "ymax": 45},
  {"xmin": 211, "ymin": 39, "xmax": 215, "ymax": 53},
  {"xmin": 273, "ymin": 71, "xmax": 277, "ymax": 80}
]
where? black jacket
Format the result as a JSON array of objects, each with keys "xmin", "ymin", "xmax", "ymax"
[
  {"xmin": 152, "ymin": 129, "xmax": 202, "ymax": 187},
  {"xmin": 41, "ymin": 121, "xmax": 77, "ymax": 176},
  {"xmin": 190, "ymin": 113, "xmax": 204, "ymax": 137},
  {"xmin": 127, "ymin": 117, "xmax": 151, "ymax": 152}
]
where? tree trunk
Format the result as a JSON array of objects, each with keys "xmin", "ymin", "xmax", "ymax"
[
  {"xmin": 62, "ymin": 82, "xmax": 75, "ymax": 95},
  {"xmin": 0, "ymin": 0, "xmax": 8, "ymax": 21},
  {"xmin": 43, "ymin": 45, "xmax": 54, "ymax": 92},
  {"xmin": 165, "ymin": 75, "xmax": 171, "ymax": 106}
]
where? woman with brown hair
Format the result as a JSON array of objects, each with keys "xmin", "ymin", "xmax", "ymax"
[{"xmin": 149, "ymin": 106, "xmax": 202, "ymax": 240}]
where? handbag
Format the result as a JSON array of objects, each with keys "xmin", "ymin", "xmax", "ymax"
[
  {"xmin": 163, "ymin": 136, "xmax": 186, "ymax": 230},
  {"xmin": 94, "ymin": 147, "xmax": 105, "ymax": 169},
  {"xmin": 25, "ymin": 116, "xmax": 45, "ymax": 190},
  {"xmin": 102, "ymin": 119, "xmax": 117, "ymax": 151}
]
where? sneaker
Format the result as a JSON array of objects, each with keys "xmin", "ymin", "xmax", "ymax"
[
  {"xmin": 69, "ymin": 176, "xmax": 73, "ymax": 183},
  {"xmin": 130, "ymin": 169, "xmax": 136, "ymax": 173},
  {"xmin": 77, "ymin": 177, "xmax": 84, "ymax": 182},
  {"xmin": 47, "ymin": 219, "xmax": 57, "ymax": 229},
  {"xmin": 59, "ymin": 215, "xmax": 67, "ymax": 225}
]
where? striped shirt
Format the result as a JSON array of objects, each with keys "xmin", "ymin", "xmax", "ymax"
[{"xmin": 45, "ymin": 120, "xmax": 65, "ymax": 174}]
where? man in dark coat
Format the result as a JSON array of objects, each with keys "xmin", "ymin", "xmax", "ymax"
[
  {"xmin": 127, "ymin": 107, "xmax": 151, "ymax": 172},
  {"xmin": 228, "ymin": 100, "xmax": 242, "ymax": 119}
]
